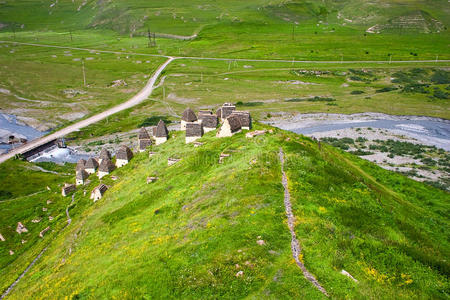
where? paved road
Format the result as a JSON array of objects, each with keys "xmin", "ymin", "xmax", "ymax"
[{"xmin": 0, "ymin": 56, "xmax": 175, "ymax": 163}]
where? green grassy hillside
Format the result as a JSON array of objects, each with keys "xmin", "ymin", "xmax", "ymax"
[{"xmin": 2, "ymin": 124, "xmax": 448, "ymax": 299}]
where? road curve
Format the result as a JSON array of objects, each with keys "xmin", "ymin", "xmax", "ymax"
[{"xmin": 0, "ymin": 57, "xmax": 175, "ymax": 164}]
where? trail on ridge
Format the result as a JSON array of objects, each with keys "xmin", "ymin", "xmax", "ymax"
[{"xmin": 279, "ymin": 147, "xmax": 329, "ymax": 297}]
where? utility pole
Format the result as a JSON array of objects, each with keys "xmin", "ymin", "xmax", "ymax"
[
  {"xmin": 147, "ymin": 25, "xmax": 156, "ymax": 47},
  {"xmin": 82, "ymin": 59, "xmax": 86, "ymax": 86},
  {"xmin": 292, "ymin": 23, "xmax": 295, "ymax": 40}
]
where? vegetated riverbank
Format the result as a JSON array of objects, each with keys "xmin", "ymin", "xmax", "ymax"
[{"xmin": 267, "ymin": 112, "xmax": 450, "ymax": 190}]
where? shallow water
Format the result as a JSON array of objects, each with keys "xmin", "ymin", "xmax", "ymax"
[
  {"xmin": 30, "ymin": 147, "xmax": 92, "ymax": 164},
  {"xmin": 0, "ymin": 113, "xmax": 46, "ymax": 152},
  {"xmin": 272, "ymin": 115, "xmax": 450, "ymax": 151}
]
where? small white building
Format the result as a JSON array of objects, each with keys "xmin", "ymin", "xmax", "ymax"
[
  {"xmin": 138, "ymin": 127, "xmax": 152, "ymax": 152},
  {"xmin": 115, "ymin": 145, "xmax": 133, "ymax": 168},
  {"xmin": 217, "ymin": 103, "xmax": 236, "ymax": 121},
  {"xmin": 90, "ymin": 184, "xmax": 108, "ymax": 202},
  {"xmin": 180, "ymin": 108, "xmax": 198, "ymax": 131},
  {"xmin": 76, "ymin": 159, "xmax": 86, "ymax": 171},
  {"xmin": 76, "ymin": 169, "xmax": 89, "ymax": 185},
  {"xmin": 231, "ymin": 111, "xmax": 252, "ymax": 130},
  {"xmin": 98, "ymin": 148, "xmax": 111, "ymax": 164},
  {"xmin": 61, "ymin": 183, "xmax": 76, "ymax": 197},
  {"xmin": 98, "ymin": 158, "xmax": 115, "ymax": 179},
  {"xmin": 185, "ymin": 123, "xmax": 203, "ymax": 143},
  {"xmin": 84, "ymin": 158, "xmax": 99, "ymax": 174},
  {"xmin": 198, "ymin": 114, "xmax": 218, "ymax": 132},
  {"xmin": 154, "ymin": 120, "xmax": 169, "ymax": 145},
  {"xmin": 217, "ymin": 115, "xmax": 242, "ymax": 137}
]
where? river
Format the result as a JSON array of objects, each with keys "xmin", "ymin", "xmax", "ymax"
[{"xmin": 267, "ymin": 113, "xmax": 450, "ymax": 151}]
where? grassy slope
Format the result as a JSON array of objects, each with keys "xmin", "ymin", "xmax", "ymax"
[
  {"xmin": 0, "ymin": 160, "xmax": 73, "ymax": 293},
  {"xmin": 3, "ymin": 125, "xmax": 448, "ymax": 299}
]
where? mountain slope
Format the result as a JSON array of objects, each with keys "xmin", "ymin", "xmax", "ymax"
[{"xmin": 4, "ymin": 124, "xmax": 449, "ymax": 299}]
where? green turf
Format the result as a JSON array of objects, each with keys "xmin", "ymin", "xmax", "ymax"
[{"xmin": 1, "ymin": 124, "xmax": 448, "ymax": 298}]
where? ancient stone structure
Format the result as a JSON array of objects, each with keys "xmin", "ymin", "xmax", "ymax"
[
  {"xmin": 16, "ymin": 222, "xmax": 28, "ymax": 234},
  {"xmin": 98, "ymin": 158, "xmax": 115, "ymax": 178},
  {"xmin": 181, "ymin": 108, "xmax": 198, "ymax": 130},
  {"xmin": 154, "ymin": 120, "xmax": 169, "ymax": 145},
  {"xmin": 168, "ymin": 158, "xmax": 181, "ymax": 166},
  {"xmin": 198, "ymin": 114, "xmax": 218, "ymax": 132},
  {"xmin": 198, "ymin": 110, "xmax": 212, "ymax": 116},
  {"xmin": 76, "ymin": 159, "xmax": 86, "ymax": 171},
  {"xmin": 185, "ymin": 123, "xmax": 203, "ymax": 143},
  {"xmin": 146, "ymin": 177, "xmax": 158, "ymax": 184},
  {"xmin": 84, "ymin": 157, "xmax": 99, "ymax": 174},
  {"xmin": 138, "ymin": 127, "xmax": 152, "ymax": 152},
  {"xmin": 91, "ymin": 184, "xmax": 108, "ymax": 202},
  {"xmin": 39, "ymin": 226, "xmax": 50, "ymax": 238},
  {"xmin": 98, "ymin": 148, "xmax": 111, "ymax": 164},
  {"xmin": 217, "ymin": 115, "xmax": 242, "ymax": 137},
  {"xmin": 116, "ymin": 145, "xmax": 133, "ymax": 167},
  {"xmin": 231, "ymin": 111, "xmax": 252, "ymax": 130},
  {"xmin": 61, "ymin": 183, "xmax": 76, "ymax": 197},
  {"xmin": 76, "ymin": 169, "xmax": 89, "ymax": 185},
  {"xmin": 246, "ymin": 130, "xmax": 266, "ymax": 138},
  {"xmin": 218, "ymin": 103, "xmax": 236, "ymax": 120}
]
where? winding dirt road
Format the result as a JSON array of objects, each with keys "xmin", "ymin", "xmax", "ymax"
[
  {"xmin": 0, "ymin": 40, "xmax": 449, "ymax": 165},
  {"xmin": 0, "ymin": 56, "xmax": 175, "ymax": 164}
]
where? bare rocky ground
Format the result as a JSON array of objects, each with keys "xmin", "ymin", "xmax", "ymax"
[
  {"xmin": 310, "ymin": 127, "xmax": 448, "ymax": 186},
  {"xmin": 267, "ymin": 113, "xmax": 450, "ymax": 190}
]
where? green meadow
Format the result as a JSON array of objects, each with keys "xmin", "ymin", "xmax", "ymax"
[
  {"xmin": 1, "ymin": 125, "xmax": 448, "ymax": 298},
  {"xmin": 0, "ymin": 0, "xmax": 448, "ymax": 132}
]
